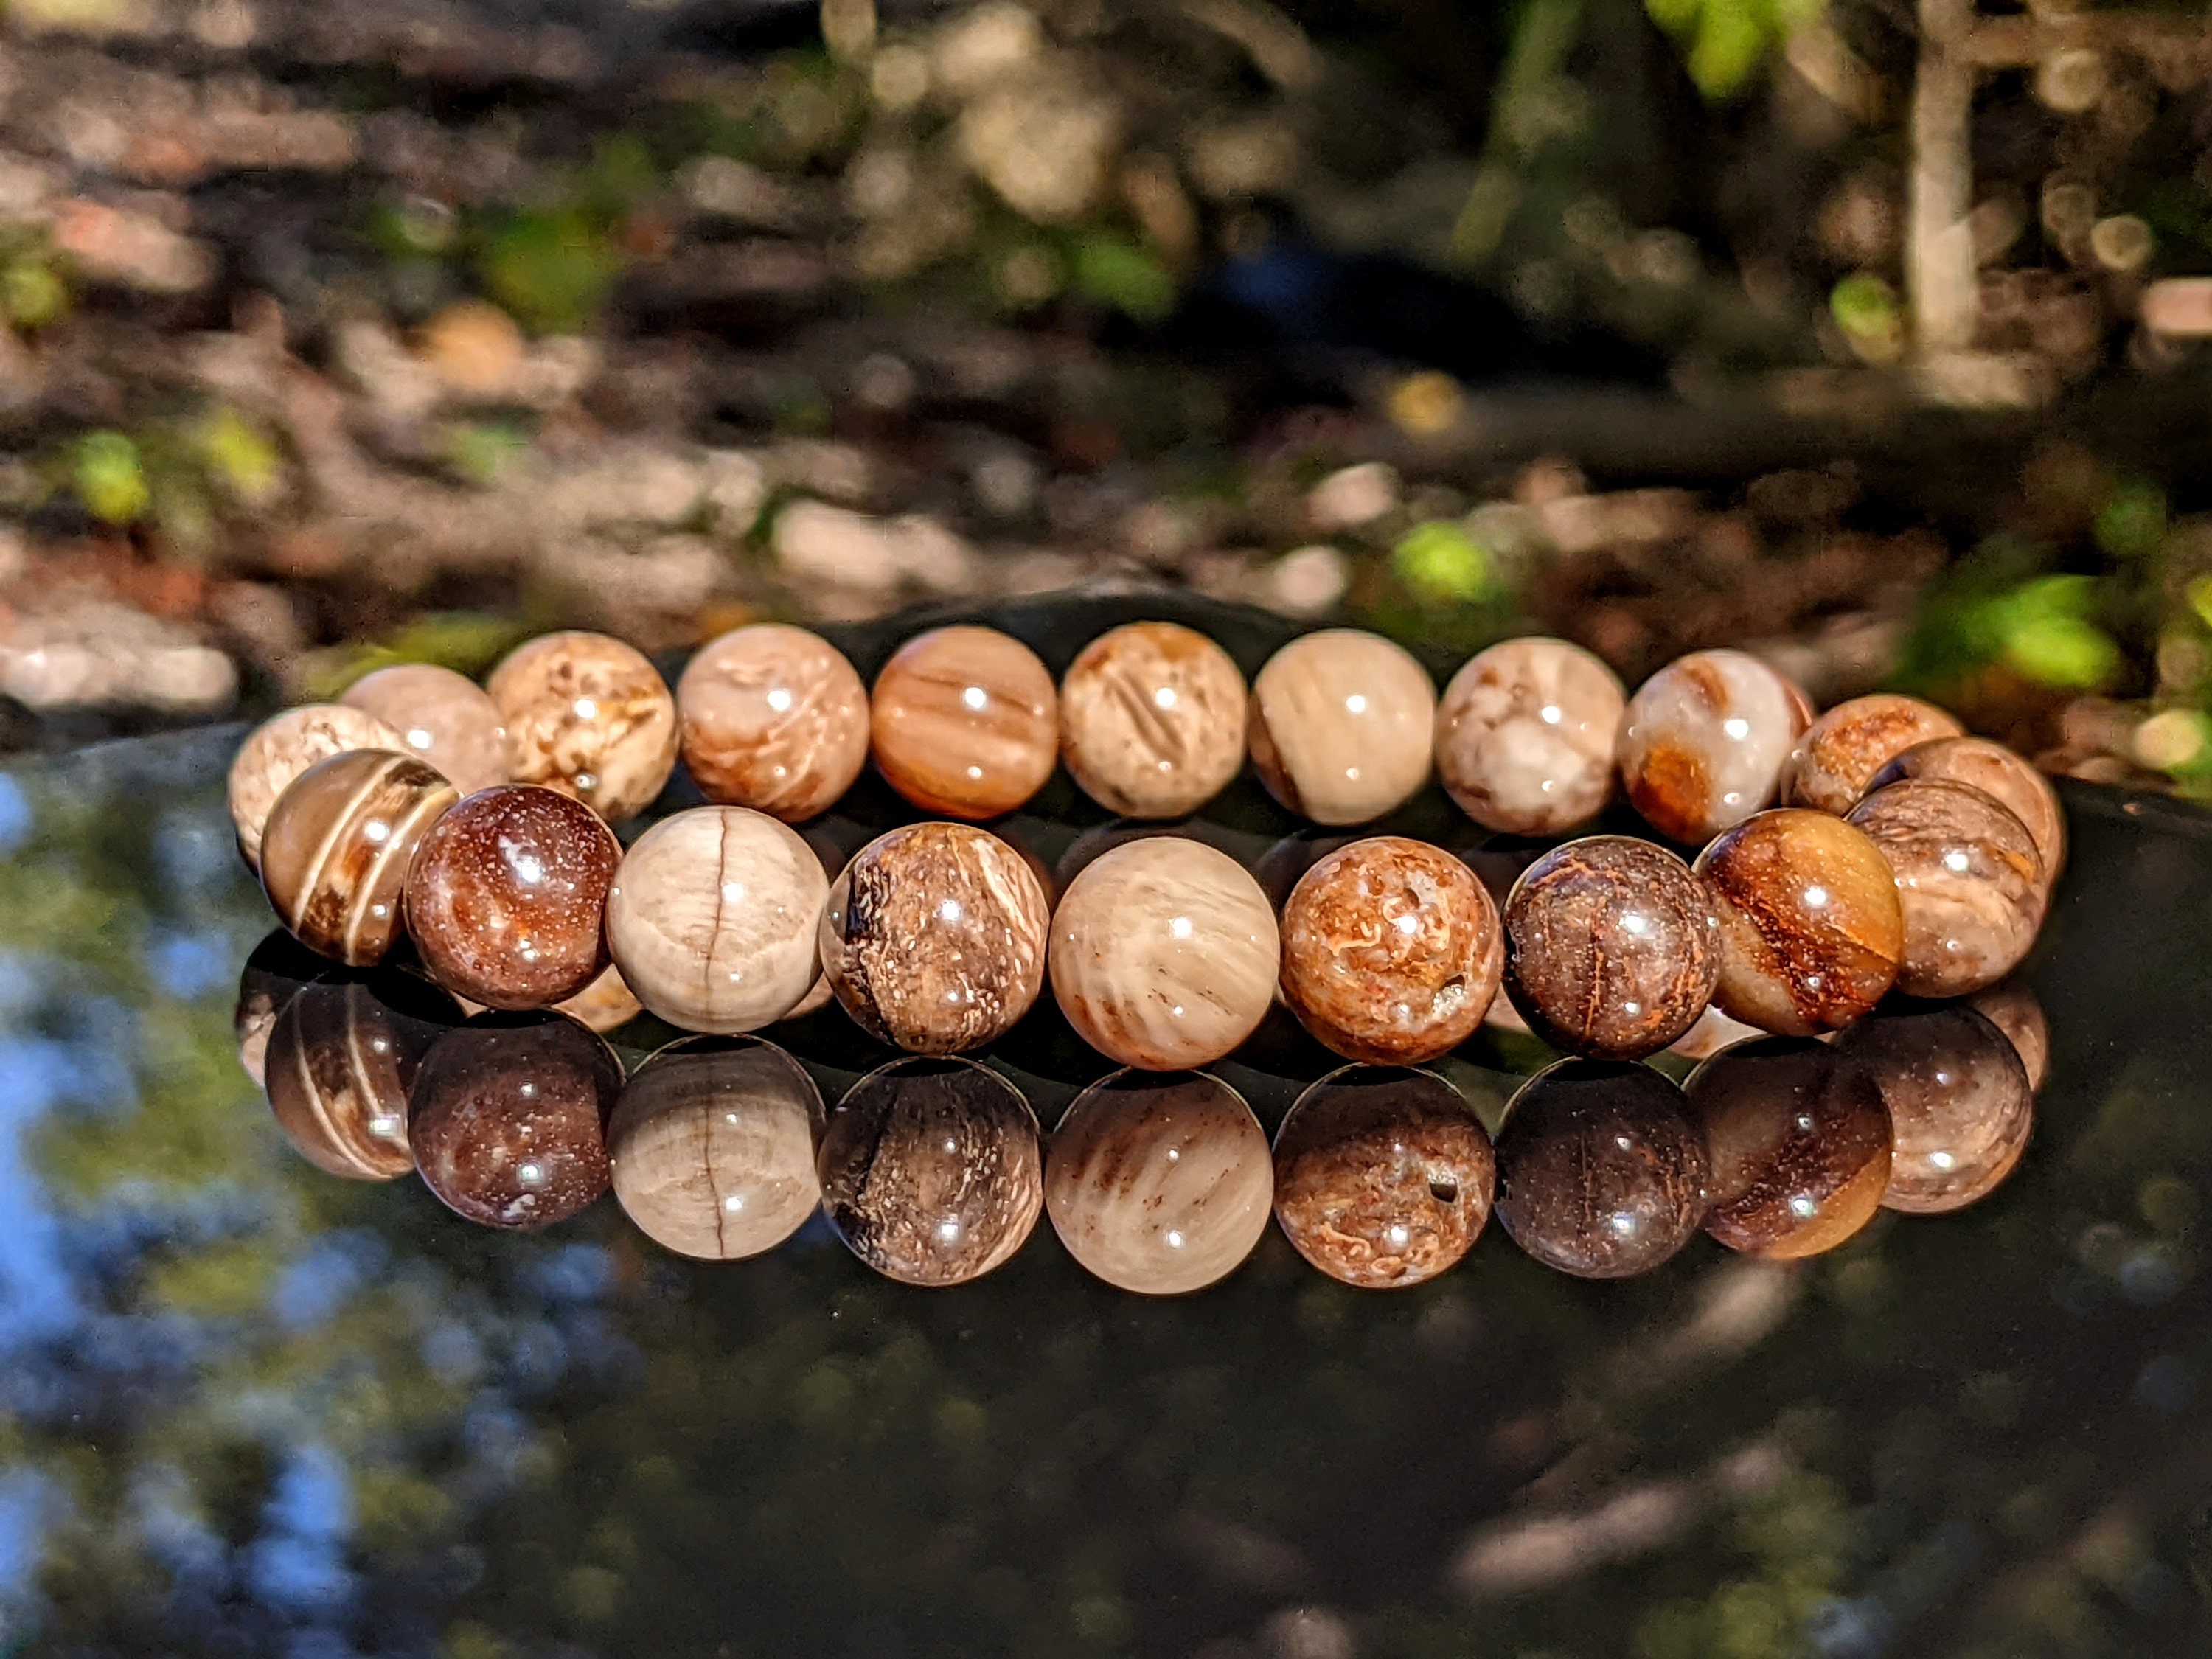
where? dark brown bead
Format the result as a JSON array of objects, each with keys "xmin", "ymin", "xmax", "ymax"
[
  {"xmin": 1848, "ymin": 779, "xmax": 2044, "ymax": 998},
  {"xmin": 1968, "ymin": 977, "xmax": 2050, "ymax": 1093},
  {"xmin": 1837, "ymin": 1004, "xmax": 2032, "ymax": 1214},
  {"xmin": 260, "ymin": 750, "xmax": 458, "ymax": 966},
  {"xmin": 264, "ymin": 972, "xmax": 463, "ymax": 1179},
  {"xmin": 234, "ymin": 930, "xmax": 330, "ymax": 1087}
]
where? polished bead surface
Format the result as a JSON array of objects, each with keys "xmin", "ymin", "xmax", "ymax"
[
  {"xmin": 1618, "ymin": 648, "xmax": 1810, "ymax": 843},
  {"xmin": 264, "ymin": 973, "xmax": 461, "ymax": 1180},
  {"xmin": 1840, "ymin": 1004, "xmax": 2032, "ymax": 1213},
  {"xmin": 1968, "ymin": 977, "xmax": 2050, "ymax": 1093},
  {"xmin": 870, "ymin": 625, "xmax": 1058, "ymax": 819},
  {"xmin": 1279, "ymin": 835, "xmax": 1502, "ymax": 1065},
  {"xmin": 1684, "ymin": 1036, "xmax": 1891, "ymax": 1258},
  {"xmin": 1273, "ymin": 1065, "xmax": 1495, "ymax": 1289},
  {"xmin": 608, "ymin": 1036, "xmax": 825, "ymax": 1260},
  {"xmin": 487, "ymin": 630, "xmax": 679, "ymax": 822},
  {"xmin": 408, "ymin": 1012, "xmax": 624, "ymax": 1228},
  {"xmin": 1848, "ymin": 779, "xmax": 2043, "ymax": 997},
  {"xmin": 260, "ymin": 750, "xmax": 459, "ymax": 966},
  {"xmin": 1502, "ymin": 835, "xmax": 1718, "ymax": 1060},
  {"xmin": 818, "ymin": 1057, "xmax": 1042, "ymax": 1286},
  {"xmin": 605, "ymin": 806, "xmax": 827, "ymax": 1035},
  {"xmin": 1694, "ymin": 807, "xmax": 1905, "ymax": 1036},
  {"xmin": 1870, "ymin": 735, "xmax": 2066, "ymax": 893},
  {"xmin": 1058, "ymin": 620, "xmax": 1248, "ymax": 819},
  {"xmin": 1049, "ymin": 836, "xmax": 1280, "ymax": 1071},
  {"xmin": 228, "ymin": 703, "xmax": 409, "ymax": 871},
  {"xmin": 234, "ymin": 931, "xmax": 328, "ymax": 1087},
  {"xmin": 1781, "ymin": 694, "xmax": 1963, "ymax": 817},
  {"xmin": 1493, "ymin": 1060, "xmax": 1711, "ymax": 1279},
  {"xmin": 405, "ymin": 785, "xmax": 622, "ymax": 1009},
  {"xmin": 342, "ymin": 662, "xmax": 515, "ymax": 796},
  {"xmin": 1044, "ymin": 1069, "xmax": 1272, "ymax": 1295},
  {"xmin": 1667, "ymin": 1002, "xmax": 1767, "ymax": 1061},
  {"xmin": 1248, "ymin": 628, "xmax": 1436, "ymax": 825},
  {"xmin": 677, "ymin": 623, "xmax": 870, "ymax": 822},
  {"xmin": 1435, "ymin": 636, "xmax": 1624, "ymax": 835},
  {"xmin": 818, "ymin": 822, "xmax": 1049, "ymax": 1054}
]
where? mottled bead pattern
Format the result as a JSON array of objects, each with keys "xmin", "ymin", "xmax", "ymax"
[
  {"xmin": 1618, "ymin": 649, "xmax": 1810, "ymax": 843},
  {"xmin": 1968, "ymin": 978, "xmax": 2050, "ymax": 1093},
  {"xmin": 871, "ymin": 625, "xmax": 1059, "ymax": 819},
  {"xmin": 819, "ymin": 822, "xmax": 1049, "ymax": 1054},
  {"xmin": 260, "ymin": 751, "xmax": 458, "ymax": 966},
  {"xmin": 677, "ymin": 623, "xmax": 870, "ymax": 822},
  {"xmin": 1839, "ymin": 1005, "xmax": 2033, "ymax": 1214},
  {"xmin": 1871, "ymin": 736, "xmax": 2067, "ymax": 894},
  {"xmin": 1248, "ymin": 629, "xmax": 1437, "ymax": 826},
  {"xmin": 1058, "ymin": 621, "xmax": 1248, "ymax": 819},
  {"xmin": 1781, "ymin": 694, "xmax": 1963, "ymax": 816},
  {"xmin": 1435, "ymin": 636, "xmax": 1624, "ymax": 835},
  {"xmin": 264, "ymin": 975, "xmax": 459, "ymax": 1180},
  {"xmin": 229, "ymin": 703, "xmax": 410, "ymax": 870},
  {"xmin": 488, "ymin": 630, "xmax": 679, "ymax": 822},
  {"xmin": 1848, "ymin": 779, "xmax": 2043, "ymax": 997},
  {"xmin": 342, "ymin": 663, "xmax": 515, "ymax": 796},
  {"xmin": 1279, "ymin": 836, "xmax": 1502, "ymax": 1065}
]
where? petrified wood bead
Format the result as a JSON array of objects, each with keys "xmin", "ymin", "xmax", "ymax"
[
  {"xmin": 235, "ymin": 931, "xmax": 331, "ymax": 1088},
  {"xmin": 1838, "ymin": 1004, "xmax": 2033, "ymax": 1213},
  {"xmin": 818, "ymin": 1057, "xmax": 1043, "ymax": 1287},
  {"xmin": 1618, "ymin": 649, "xmax": 1810, "ymax": 843},
  {"xmin": 1058, "ymin": 620, "xmax": 1248, "ymax": 818},
  {"xmin": 605, "ymin": 806, "xmax": 827, "ymax": 1034},
  {"xmin": 1968, "ymin": 977, "xmax": 2050, "ymax": 1093},
  {"xmin": 676, "ymin": 622, "xmax": 870, "ymax": 822},
  {"xmin": 1693, "ymin": 807, "xmax": 1905, "ymax": 1036},
  {"xmin": 1683, "ymin": 1036, "xmax": 1891, "ymax": 1259},
  {"xmin": 871, "ymin": 625, "xmax": 1058, "ymax": 819},
  {"xmin": 487, "ymin": 630, "xmax": 679, "ymax": 822},
  {"xmin": 608, "ymin": 1035, "xmax": 825, "ymax": 1259},
  {"xmin": 342, "ymin": 662, "xmax": 515, "ymax": 796},
  {"xmin": 1870, "ymin": 735, "xmax": 2067, "ymax": 893},
  {"xmin": 1781, "ymin": 694, "xmax": 1964, "ymax": 817},
  {"xmin": 819, "ymin": 822, "xmax": 1050, "ymax": 1054},
  {"xmin": 553, "ymin": 963, "xmax": 644, "ymax": 1034},
  {"xmin": 1044, "ymin": 1069, "xmax": 1272, "ymax": 1295},
  {"xmin": 1279, "ymin": 836, "xmax": 1502, "ymax": 1065},
  {"xmin": 263, "ymin": 972, "xmax": 462, "ymax": 1180},
  {"xmin": 228, "ymin": 703, "xmax": 410, "ymax": 871},
  {"xmin": 1667, "ymin": 1003, "xmax": 1767, "ymax": 1061},
  {"xmin": 260, "ymin": 751, "xmax": 459, "ymax": 966},
  {"xmin": 1502, "ymin": 836, "xmax": 1719, "ymax": 1060},
  {"xmin": 405, "ymin": 785, "xmax": 622, "ymax": 1010},
  {"xmin": 1249, "ymin": 628, "xmax": 1437, "ymax": 825},
  {"xmin": 1848, "ymin": 779, "xmax": 2043, "ymax": 997},
  {"xmin": 1492, "ymin": 1060, "xmax": 1710, "ymax": 1279},
  {"xmin": 1435, "ymin": 636, "xmax": 1624, "ymax": 835},
  {"xmin": 1273, "ymin": 1065, "xmax": 1495, "ymax": 1289}
]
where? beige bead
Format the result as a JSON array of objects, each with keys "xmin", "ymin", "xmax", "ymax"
[
  {"xmin": 554, "ymin": 964, "xmax": 645, "ymax": 1034},
  {"xmin": 487, "ymin": 630, "xmax": 678, "ymax": 822},
  {"xmin": 228, "ymin": 703, "xmax": 411, "ymax": 870},
  {"xmin": 1870, "ymin": 735, "xmax": 2066, "ymax": 893},
  {"xmin": 1781, "ymin": 693, "xmax": 1962, "ymax": 817},
  {"xmin": 259, "ymin": 751, "xmax": 459, "ymax": 966},
  {"xmin": 1435, "ymin": 636, "xmax": 1624, "ymax": 835},
  {"xmin": 1249, "ymin": 629, "xmax": 1436, "ymax": 825},
  {"xmin": 1618, "ymin": 649, "xmax": 1810, "ymax": 843},
  {"xmin": 677, "ymin": 622, "xmax": 870, "ymax": 821},
  {"xmin": 1058, "ymin": 621, "xmax": 1248, "ymax": 818},
  {"xmin": 1848, "ymin": 779, "xmax": 2044, "ymax": 998},
  {"xmin": 605, "ymin": 806, "xmax": 827, "ymax": 1034},
  {"xmin": 870, "ymin": 625, "xmax": 1059, "ymax": 819},
  {"xmin": 1049, "ymin": 837, "xmax": 1279, "ymax": 1071},
  {"xmin": 341, "ymin": 663, "xmax": 515, "ymax": 796}
]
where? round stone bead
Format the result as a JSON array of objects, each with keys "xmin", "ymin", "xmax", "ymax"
[
  {"xmin": 608, "ymin": 1036, "xmax": 825, "ymax": 1259},
  {"xmin": 1279, "ymin": 836, "xmax": 1503, "ymax": 1065},
  {"xmin": 870, "ymin": 625, "xmax": 1058, "ymax": 819},
  {"xmin": 1968, "ymin": 977, "xmax": 2049, "ymax": 1093},
  {"xmin": 260, "ymin": 751, "xmax": 459, "ymax": 966},
  {"xmin": 1683, "ymin": 1037, "xmax": 1891, "ymax": 1259},
  {"xmin": 1781, "ymin": 693, "xmax": 1963, "ymax": 817},
  {"xmin": 818, "ymin": 822, "xmax": 1050, "ymax": 1054},
  {"xmin": 1693, "ymin": 808, "xmax": 1905, "ymax": 1036},
  {"xmin": 234, "ymin": 931, "xmax": 328, "ymax": 1088},
  {"xmin": 552, "ymin": 963, "xmax": 644, "ymax": 1034},
  {"xmin": 1435, "ymin": 636, "xmax": 1624, "ymax": 835},
  {"xmin": 1058, "ymin": 620, "xmax": 1248, "ymax": 819},
  {"xmin": 1870, "ymin": 736, "xmax": 2066, "ymax": 894},
  {"xmin": 818, "ymin": 1057, "xmax": 1043, "ymax": 1286},
  {"xmin": 487, "ymin": 630, "xmax": 679, "ymax": 822},
  {"xmin": 1618, "ymin": 648, "xmax": 1810, "ymax": 844},
  {"xmin": 263, "ymin": 973, "xmax": 462, "ymax": 1180},
  {"xmin": 1848, "ymin": 779, "xmax": 2043, "ymax": 997},
  {"xmin": 1502, "ymin": 836, "xmax": 1719, "ymax": 1061},
  {"xmin": 342, "ymin": 663, "xmax": 515, "ymax": 796},
  {"xmin": 1839, "ymin": 1004, "xmax": 2032, "ymax": 1212},
  {"xmin": 1049, "ymin": 837, "xmax": 1280, "ymax": 1071},
  {"xmin": 1043, "ymin": 1070, "xmax": 1272, "ymax": 1295},
  {"xmin": 1248, "ymin": 629, "xmax": 1436, "ymax": 825},
  {"xmin": 1492, "ymin": 1060, "xmax": 1711, "ymax": 1279},
  {"xmin": 405, "ymin": 785, "xmax": 622, "ymax": 1009},
  {"xmin": 1273, "ymin": 1065, "xmax": 1495, "ymax": 1289},
  {"xmin": 605, "ymin": 806, "xmax": 827, "ymax": 1034},
  {"xmin": 676, "ymin": 622, "xmax": 870, "ymax": 821},
  {"xmin": 228, "ymin": 703, "xmax": 409, "ymax": 871},
  {"xmin": 1666, "ymin": 1003, "xmax": 1767, "ymax": 1062}
]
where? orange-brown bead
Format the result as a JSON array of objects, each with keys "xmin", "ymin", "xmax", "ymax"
[
  {"xmin": 1781, "ymin": 694, "xmax": 1963, "ymax": 816},
  {"xmin": 871, "ymin": 625, "xmax": 1059, "ymax": 819},
  {"xmin": 260, "ymin": 751, "xmax": 459, "ymax": 966},
  {"xmin": 677, "ymin": 622, "xmax": 870, "ymax": 821}
]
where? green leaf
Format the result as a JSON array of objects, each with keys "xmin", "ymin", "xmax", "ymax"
[
  {"xmin": 73, "ymin": 431, "xmax": 149, "ymax": 524},
  {"xmin": 1394, "ymin": 520, "xmax": 1495, "ymax": 605},
  {"xmin": 1073, "ymin": 237, "xmax": 1175, "ymax": 324},
  {"xmin": 2094, "ymin": 480, "xmax": 2167, "ymax": 560},
  {"xmin": 478, "ymin": 212, "xmax": 622, "ymax": 334}
]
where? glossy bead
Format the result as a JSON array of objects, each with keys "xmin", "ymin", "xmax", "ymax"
[
  {"xmin": 405, "ymin": 785, "xmax": 622, "ymax": 1009},
  {"xmin": 1279, "ymin": 836, "xmax": 1502, "ymax": 1065},
  {"xmin": 1781, "ymin": 693, "xmax": 1963, "ymax": 816},
  {"xmin": 260, "ymin": 751, "xmax": 459, "ymax": 966},
  {"xmin": 341, "ymin": 663, "xmax": 515, "ymax": 796},
  {"xmin": 1435, "ymin": 636, "xmax": 1624, "ymax": 835},
  {"xmin": 605, "ymin": 806, "xmax": 827, "ymax": 1035},
  {"xmin": 1492, "ymin": 1060, "xmax": 1710, "ymax": 1279},
  {"xmin": 408, "ymin": 1012, "xmax": 624, "ymax": 1228},
  {"xmin": 676, "ymin": 622, "xmax": 870, "ymax": 821},
  {"xmin": 870, "ymin": 625, "xmax": 1058, "ymax": 819},
  {"xmin": 1049, "ymin": 837, "xmax": 1279, "ymax": 1071},
  {"xmin": 487, "ymin": 630, "xmax": 678, "ymax": 822},
  {"xmin": 1667, "ymin": 1003, "xmax": 1766, "ymax": 1061},
  {"xmin": 1273, "ymin": 1065, "xmax": 1495, "ymax": 1289},
  {"xmin": 263, "ymin": 973, "xmax": 461, "ymax": 1180},
  {"xmin": 1248, "ymin": 628, "xmax": 1436, "ymax": 825},
  {"xmin": 1058, "ymin": 620, "xmax": 1248, "ymax": 819},
  {"xmin": 1683, "ymin": 1037, "xmax": 1891, "ymax": 1259},
  {"xmin": 1618, "ymin": 648, "xmax": 1810, "ymax": 843},
  {"xmin": 1694, "ymin": 808, "xmax": 1905, "ymax": 1036},
  {"xmin": 818, "ymin": 1057, "xmax": 1042, "ymax": 1286},
  {"xmin": 1502, "ymin": 836, "xmax": 1718, "ymax": 1060},
  {"xmin": 1839, "ymin": 1005, "xmax": 2032, "ymax": 1212},
  {"xmin": 228, "ymin": 703, "xmax": 409, "ymax": 870},
  {"xmin": 1968, "ymin": 977, "xmax": 2050, "ymax": 1093},
  {"xmin": 1871, "ymin": 736, "xmax": 2066, "ymax": 893},
  {"xmin": 1848, "ymin": 779, "xmax": 2043, "ymax": 997},
  {"xmin": 234, "ymin": 931, "xmax": 331, "ymax": 1088},
  {"xmin": 818, "ymin": 822, "xmax": 1050, "ymax": 1054},
  {"xmin": 1044, "ymin": 1069, "xmax": 1272, "ymax": 1295},
  {"xmin": 608, "ymin": 1036, "xmax": 825, "ymax": 1259}
]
